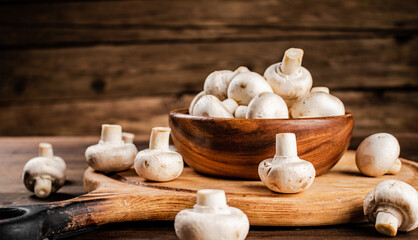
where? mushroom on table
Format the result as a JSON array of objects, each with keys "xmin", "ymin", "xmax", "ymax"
[
  {"xmin": 363, "ymin": 180, "xmax": 418, "ymax": 236},
  {"xmin": 23, "ymin": 143, "xmax": 66, "ymax": 198},
  {"xmin": 175, "ymin": 189, "xmax": 249, "ymax": 240}
]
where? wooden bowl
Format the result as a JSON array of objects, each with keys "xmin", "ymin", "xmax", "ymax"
[{"xmin": 169, "ymin": 108, "xmax": 354, "ymax": 180}]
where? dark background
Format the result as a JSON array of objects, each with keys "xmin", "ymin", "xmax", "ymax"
[{"xmin": 0, "ymin": 0, "xmax": 417, "ymax": 159}]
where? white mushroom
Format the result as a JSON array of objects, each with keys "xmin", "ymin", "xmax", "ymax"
[
  {"xmin": 363, "ymin": 180, "xmax": 418, "ymax": 236},
  {"xmin": 122, "ymin": 132, "xmax": 135, "ymax": 144},
  {"xmin": 310, "ymin": 86, "xmax": 330, "ymax": 94},
  {"xmin": 203, "ymin": 70, "xmax": 233, "ymax": 101},
  {"xmin": 234, "ymin": 106, "xmax": 248, "ymax": 119},
  {"xmin": 175, "ymin": 189, "xmax": 249, "ymax": 240},
  {"xmin": 227, "ymin": 72, "xmax": 273, "ymax": 105},
  {"xmin": 263, "ymin": 48, "xmax": 313, "ymax": 107},
  {"xmin": 222, "ymin": 98, "xmax": 239, "ymax": 115},
  {"xmin": 189, "ymin": 91, "xmax": 206, "ymax": 115},
  {"xmin": 192, "ymin": 95, "xmax": 234, "ymax": 118},
  {"xmin": 356, "ymin": 133, "xmax": 401, "ymax": 177},
  {"xmin": 289, "ymin": 88, "xmax": 345, "ymax": 118},
  {"xmin": 85, "ymin": 124, "xmax": 138, "ymax": 172},
  {"xmin": 258, "ymin": 133, "xmax": 315, "ymax": 193},
  {"xmin": 134, "ymin": 127, "xmax": 183, "ymax": 182},
  {"xmin": 246, "ymin": 92, "xmax": 288, "ymax": 119},
  {"xmin": 23, "ymin": 143, "xmax": 66, "ymax": 198}
]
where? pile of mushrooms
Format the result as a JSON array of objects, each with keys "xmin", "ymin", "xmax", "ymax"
[
  {"xmin": 189, "ymin": 48, "xmax": 345, "ymax": 119},
  {"xmin": 23, "ymin": 143, "xmax": 66, "ymax": 198}
]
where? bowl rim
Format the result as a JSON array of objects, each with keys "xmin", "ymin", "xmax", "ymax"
[{"xmin": 170, "ymin": 107, "xmax": 353, "ymax": 121}]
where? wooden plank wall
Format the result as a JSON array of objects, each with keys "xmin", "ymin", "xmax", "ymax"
[{"xmin": 0, "ymin": 0, "xmax": 417, "ymax": 158}]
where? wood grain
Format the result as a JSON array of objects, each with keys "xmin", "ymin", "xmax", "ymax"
[
  {"xmin": 86, "ymin": 151, "xmax": 417, "ymax": 227},
  {"xmin": 0, "ymin": 137, "xmax": 417, "ymax": 239},
  {"xmin": 1, "ymin": 38, "xmax": 417, "ymax": 104},
  {"xmin": 169, "ymin": 109, "xmax": 353, "ymax": 179}
]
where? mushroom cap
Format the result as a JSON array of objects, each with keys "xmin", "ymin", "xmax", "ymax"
[
  {"xmin": 222, "ymin": 98, "xmax": 239, "ymax": 115},
  {"xmin": 264, "ymin": 62, "xmax": 312, "ymax": 101},
  {"xmin": 175, "ymin": 207, "xmax": 249, "ymax": 240},
  {"xmin": 258, "ymin": 157, "xmax": 315, "ymax": 193},
  {"xmin": 189, "ymin": 91, "xmax": 206, "ymax": 115},
  {"xmin": 356, "ymin": 133, "xmax": 400, "ymax": 177},
  {"xmin": 234, "ymin": 105, "xmax": 248, "ymax": 118},
  {"xmin": 290, "ymin": 91, "xmax": 345, "ymax": 118},
  {"xmin": 85, "ymin": 142, "xmax": 137, "ymax": 172},
  {"xmin": 134, "ymin": 149, "xmax": 183, "ymax": 182},
  {"xmin": 203, "ymin": 70, "xmax": 233, "ymax": 101},
  {"xmin": 227, "ymin": 72, "xmax": 273, "ymax": 105},
  {"xmin": 192, "ymin": 95, "xmax": 234, "ymax": 118},
  {"xmin": 363, "ymin": 180, "xmax": 418, "ymax": 232},
  {"xmin": 246, "ymin": 92, "xmax": 288, "ymax": 119},
  {"xmin": 23, "ymin": 157, "xmax": 66, "ymax": 193}
]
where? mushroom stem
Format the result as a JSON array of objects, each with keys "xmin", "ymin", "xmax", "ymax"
[
  {"xmin": 280, "ymin": 48, "xmax": 304, "ymax": 75},
  {"xmin": 311, "ymin": 87, "xmax": 330, "ymax": 94},
  {"xmin": 122, "ymin": 132, "xmax": 135, "ymax": 144},
  {"xmin": 194, "ymin": 189, "xmax": 228, "ymax": 213},
  {"xmin": 149, "ymin": 127, "xmax": 171, "ymax": 151},
  {"xmin": 38, "ymin": 143, "xmax": 53, "ymax": 158},
  {"xmin": 275, "ymin": 133, "xmax": 298, "ymax": 158},
  {"xmin": 388, "ymin": 159, "xmax": 402, "ymax": 175},
  {"xmin": 34, "ymin": 177, "xmax": 52, "ymax": 198},
  {"xmin": 375, "ymin": 211, "xmax": 400, "ymax": 237},
  {"xmin": 100, "ymin": 124, "xmax": 122, "ymax": 144}
]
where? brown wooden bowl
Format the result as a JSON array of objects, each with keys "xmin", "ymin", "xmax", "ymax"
[{"xmin": 169, "ymin": 108, "xmax": 354, "ymax": 180}]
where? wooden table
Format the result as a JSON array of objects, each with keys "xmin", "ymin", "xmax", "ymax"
[{"xmin": 0, "ymin": 137, "xmax": 416, "ymax": 239}]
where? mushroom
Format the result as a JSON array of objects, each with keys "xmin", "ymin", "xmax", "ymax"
[
  {"xmin": 363, "ymin": 180, "xmax": 418, "ymax": 236},
  {"xmin": 356, "ymin": 133, "xmax": 401, "ymax": 177},
  {"xmin": 122, "ymin": 132, "xmax": 135, "ymax": 144},
  {"xmin": 189, "ymin": 91, "xmax": 206, "ymax": 115},
  {"xmin": 85, "ymin": 124, "xmax": 137, "ymax": 172},
  {"xmin": 23, "ymin": 143, "xmax": 66, "ymax": 198},
  {"xmin": 174, "ymin": 189, "xmax": 249, "ymax": 240},
  {"xmin": 246, "ymin": 92, "xmax": 288, "ymax": 119},
  {"xmin": 310, "ymin": 86, "xmax": 330, "ymax": 94},
  {"xmin": 227, "ymin": 71, "xmax": 273, "ymax": 105},
  {"xmin": 263, "ymin": 48, "xmax": 313, "ymax": 107},
  {"xmin": 134, "ymin": 127, "xmax": 183, "ymax": 182},
  {"xmin": 234, "ymin": 106, "xmax": 248, "ymax": 119},
  {"xmin": 192, "ymin": 95, "xmax": 234, "ymax": 118},
  {"xmin": 222, "ymin": 98, "xmax": 239, "ymax": 115},
  {"xmin": 289, "ymin": 87, "xmax": 345, "ymax": 118},
  {"xmin": 258, "ymin": 133, "xmax": 315, "ymax": 193},
  {"xmin": 203, "ymin": 70, "xmax": 233, "ymax": 101}
]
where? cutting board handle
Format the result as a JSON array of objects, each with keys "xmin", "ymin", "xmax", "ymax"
[{"xmin": 0, "ymin": 192, "xmax": 113, "ymax": 240}]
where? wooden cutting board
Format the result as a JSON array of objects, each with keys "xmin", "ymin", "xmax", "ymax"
[{"xmin": 1, "ymin": 151, "xmax": 417, "ymax": 239}]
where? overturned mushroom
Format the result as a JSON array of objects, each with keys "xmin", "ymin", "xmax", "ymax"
[
  {"xmin": 234, "ymin": 106, "xmax": 248, "ymax": 119},
  {"xmin": 192, "ymin": 95, "xmax": 234, "ymax": 118},
  {"xmin": 134, "ymin": 127, "xmax": 183, "ymax": 182},
  {"xmin": 246, "ymin": 92, "xmax": 288, "ymax": 119},
  {"xmin": 175, "ymin": 189, "xmax": 249, "ymax": 240},
  {"xmin": 264, "ymin": 48, "xmax": 313, "ymax": 107},
  {"xmin": 258, "ymin": 133, "xmax": 315, "ymax": 193},
  {"xmin": 85, "ymin": 124, "xmax": 138, "ymax": 172},
  {"xmin": 363, "ymin": 180, "xmax": 418, "ymax": 236},
  {"xmin": 356, "ymin": 133, "xmax": 401, "ymax": 177},
  {"xmin": 23, "ymin": 143, "xmax": 66, "ymax": 198},
  {"xmin": 189, "ymin": 91, "xmax": 206, "ymax": 115},
  {"xmin": 228, "ymin": 72, "xmax": 273, "ymax": 105},
  {"xmin": 289, "ymin": 87, "xmax": 345, "ymax": 118}
]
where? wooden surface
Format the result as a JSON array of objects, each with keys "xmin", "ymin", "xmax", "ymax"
[
  {"xmin": 0, "ymin": 0, "xmax": 417, "ymax": 146},
  {"xmin": 170, "ymin": 109, "xmax": 353, "ymax": 179},
  {"xmin": 0, "ymin": 137, "xmax": 417, "ymax": 239}
]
